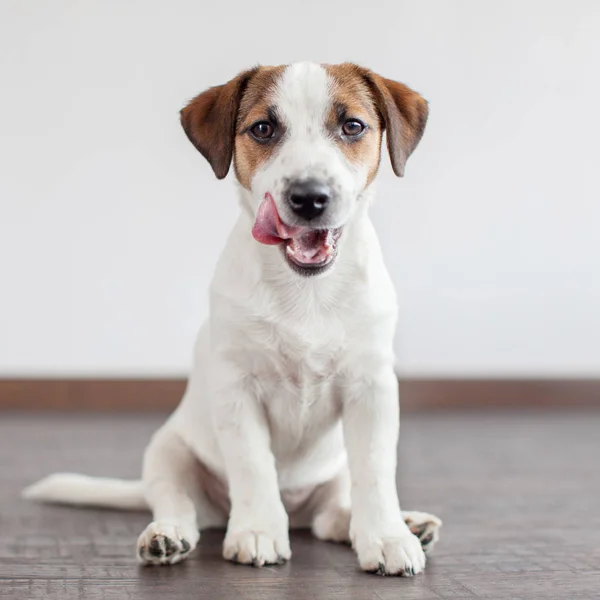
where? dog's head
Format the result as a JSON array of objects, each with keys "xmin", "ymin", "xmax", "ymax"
[{"xmin": 181, "ymin": 62, "xmax": 428, "ymax": 276}]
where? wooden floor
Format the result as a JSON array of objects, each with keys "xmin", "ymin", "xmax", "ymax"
[{"xmin": 1, "ymin": 411, "xmax": 599, "ymax": 599}]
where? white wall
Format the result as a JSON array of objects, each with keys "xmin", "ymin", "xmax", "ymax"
[{"xmin": 1, "ymin": 0, "xmax": 599, "ymax": 377}]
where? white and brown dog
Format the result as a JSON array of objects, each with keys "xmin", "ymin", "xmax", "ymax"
[{"xmin": 24, "ymin": 62, "xmax": 442, "ymax": 576}]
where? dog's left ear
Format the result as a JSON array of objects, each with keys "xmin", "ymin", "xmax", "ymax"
[
  {"xmin": 364, "ymin": 71, "xmax": 429, "ymax": 177},
  {"xmin": 180, "ymin": 68, "xmax": 257, "ymax": 179}
]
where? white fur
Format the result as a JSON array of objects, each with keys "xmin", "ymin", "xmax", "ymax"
[
  {"xmin": 23, "ymin": 473, "xmax": 146, "ymax": 510},
  {"xmin": 23, "ymin": 62, "xmax": 441, "ymax": 576}
]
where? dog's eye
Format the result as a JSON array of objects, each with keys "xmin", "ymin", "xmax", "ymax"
[
  {"xmin": 250, "ymin": 121, "xmax": 275, "ymax": 140},
  {"xmin": 342, "ymin": 119, "xmax": 365, "ymax": 136}
]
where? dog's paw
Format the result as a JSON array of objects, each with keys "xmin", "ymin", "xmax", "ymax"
[
  {"xmin": 353, "ymin": 526, "xmax": 426, "ymax": 576},
  {"xmin": 403, "ymin": 510, "xmax": 442, "ymax": 554},
  {"xmin": 137, "ymin": 520, "xmax": 199, "ymax": 566},
  {"xmin": 223, "ymin": 529, "xmax": 291, "ymax": 567},
  {"xmin": 312, "ymin": 506, "xmax": 351, "ymax": 544}
]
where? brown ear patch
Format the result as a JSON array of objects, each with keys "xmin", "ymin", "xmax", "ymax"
[
  {"xmin": 181, "ymin": 63, "xmax": 426, "ymax": 185},
  {"xmin": 325, "ymin": 63, "xmax": 427, "ymax": 180},
  {"xmin": 365, "ymin": 71, "xmax": 428, "ymax": 177},
  {"xmin": 180, "ymin": 68, "xmax": 258, "ymax": 179},
  {"xmin": 328, "ymin": 63, "xmax": 428, "ymax": 177}
]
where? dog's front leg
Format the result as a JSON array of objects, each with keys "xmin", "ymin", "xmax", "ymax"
[
  {"xmin": 138, "ymin": 428, "xmax": 202, "ymax": 565},
  {"xmin": 211, "ymin": 361, "xmax": 291, "ymax": 567},
  {"xmin": 343, "ymin": 367, "xmax": 425, "ymax": 576}
]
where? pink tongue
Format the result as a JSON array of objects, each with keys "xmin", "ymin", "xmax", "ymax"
[
  {"xmin": 252, "ymin": 193, "xmax": 306, "ymax": 245},
  {"xmin": 252, "ymin": 193, "xmax": 334, "ymax": 265}
]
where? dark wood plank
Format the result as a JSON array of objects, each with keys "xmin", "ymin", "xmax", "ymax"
[
  {"xmin": 2, "ymin": 378, "xmax": 600, "ymax": 411},
  {"xmin": 0, "ymin": 379, "xmax": 187, "ymax": 411},
  {"xmin": 1, "ymin": 411, "xmax": 599, "ymax": 599}
]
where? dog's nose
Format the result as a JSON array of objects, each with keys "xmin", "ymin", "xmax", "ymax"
[{"xmin": 287, "ymin": 180, "xmax": 331, "ymax": 221}]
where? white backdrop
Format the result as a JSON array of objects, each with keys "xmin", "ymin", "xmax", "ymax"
[{"xmin": 1, "ymin": 0, "xmax": 599, "ymax": 377}]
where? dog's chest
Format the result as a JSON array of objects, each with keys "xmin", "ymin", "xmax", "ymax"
[
  {"xmin": 251, "ymin": 317, "xmax": 347, "ymax": 457},
  {"xmin": 263, "ymin": 363, "xmax": 343, "ymax": 464}
]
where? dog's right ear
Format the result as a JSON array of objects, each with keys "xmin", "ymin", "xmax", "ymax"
[
  {"xmin": 180, "ymin": 68, "xmax": 257, "ymax": 180},
  {"xmin": 362, "ymin": 70, "xmax": 429, "ymax": 178}
]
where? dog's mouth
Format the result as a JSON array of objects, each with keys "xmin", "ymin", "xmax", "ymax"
[{"xmin": 252, "ymin": 193, "xmax": 342, "ymax": 276}]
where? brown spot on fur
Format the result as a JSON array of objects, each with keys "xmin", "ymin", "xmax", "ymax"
[
  {"xmin": 234, "ymin": 66, "xmax": 286, "ymax": 189},
  {"xmin": 180, "ymin": 66, "xmax": 285, "ymax": 185},
  {"xmin": 180, "ymin": 62, "xmax": 427, "ymax": 188},
  {"xmin": 327, "ymin": 63, "xmax": 428, "ymax": 178},
  {"xmin": 325, "ymin": 64, "xmax": 383, "ymax": 186}
]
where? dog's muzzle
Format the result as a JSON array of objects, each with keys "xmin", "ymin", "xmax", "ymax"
[{"xmin": 252, "ymin": 193, "xmax": 343, "ymax": 277}]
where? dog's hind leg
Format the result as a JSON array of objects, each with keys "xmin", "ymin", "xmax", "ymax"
[
  {"xmin": 137, "ymin": 426, "xmax": 223, "ymax": 565},
  {"xmin": 402, "ymin": 510, "xmax": 442, "ymax": 554},
  {"xmin": 310, "ymin": 466, "xmax": 352, "ymax": 544},
  {"xmin": 308, "ymin": 466, "xmax": 442, "ymax": 554}
]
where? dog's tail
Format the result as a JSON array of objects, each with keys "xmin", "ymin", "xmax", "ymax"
[{"xmin": 22, "ymin": 473, "xmax": 148, "ymax": 511}]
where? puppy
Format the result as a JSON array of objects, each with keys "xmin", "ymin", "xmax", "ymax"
[{"xmin": 24, "ymin": 62, "xmax": 441, "ymax": 576}]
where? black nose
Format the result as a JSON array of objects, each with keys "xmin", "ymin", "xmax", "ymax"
[{"xmin": 287, "ymin": 179, "xmax": 331, "ymax": 221}]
